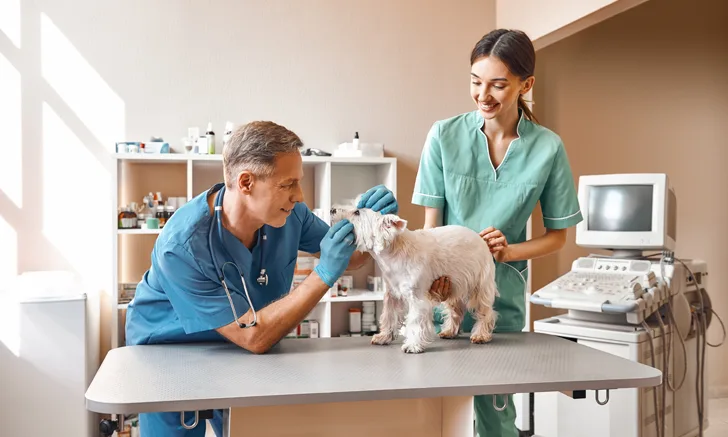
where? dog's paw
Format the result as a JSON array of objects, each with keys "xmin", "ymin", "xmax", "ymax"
[
  {"xmin": 470, "ymin": 333, "xmax": 493, "ymax": 344},
  {"xmin": 438, "ymin": 329, "xmax": 458, "ymax": 339},
  {"xmin": 402, "ymin": 342, "xmax": 425, "ymax": 354},
  {"xmin": 371, "ymin": 332, "xmax": 393, "ymax": 345}
]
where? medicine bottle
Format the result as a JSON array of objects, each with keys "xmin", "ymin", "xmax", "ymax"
[
  {"xmin": 156, "ymin": 205, "xmax": 166, "ymax": 227},
  {"xmin": 165, "ymin": 205, "xmax": 176, "ymax": 222},
  {"xmin": 348, "ymin": 308, "xmax": 362, "ymax": 333},
  {"xmin": 118, "ymin": 207, "xmax": 137, "ymax": 229}
]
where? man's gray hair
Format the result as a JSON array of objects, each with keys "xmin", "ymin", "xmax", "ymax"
[{"xmin": 223, "ymin": 121, "xmax": 303, "ymax": 187}]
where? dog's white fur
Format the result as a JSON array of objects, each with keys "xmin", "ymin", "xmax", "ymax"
[{"xmin": 331, "ymin": 197, "xmax": 499, "ymax": 353}]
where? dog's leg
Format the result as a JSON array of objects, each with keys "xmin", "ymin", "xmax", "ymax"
[
  {"xmin": 371, "ymin": 292, "xmax": 403, "ymax": 345},
  {"xmin": 401, "ymin": 292, "xmax": 435, "ymax": 354},
  {"xmin": 467, "ymin": 278, "xmax": 498, "ymax": 344},
  {"xmin": 438, "ymin": 300, "xmax": 464, "ymax": 339}
]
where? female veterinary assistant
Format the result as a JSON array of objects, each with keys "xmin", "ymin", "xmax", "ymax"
[{"xmin": 412, "ymin": 29, "xmax": 583, "ymax": 437}]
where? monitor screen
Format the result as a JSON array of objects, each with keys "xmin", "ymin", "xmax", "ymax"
[{"xmin": 587, "ymin": 185, "xmax": 653, "ymax": 232}]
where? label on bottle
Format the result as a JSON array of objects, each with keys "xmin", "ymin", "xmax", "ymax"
[{"xmin": 120, "ymin": 217, "xmax": 137, "ymax": 229}]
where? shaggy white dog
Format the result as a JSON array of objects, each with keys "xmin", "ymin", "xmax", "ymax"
[{"xmin": 330, "ymin": 199, "xmax": 499, "ymax": 353}]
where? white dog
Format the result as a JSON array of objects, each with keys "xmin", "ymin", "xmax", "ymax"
[{"xmin": 330, "ymin": 199, "xmax": 499, "ymax": 353}]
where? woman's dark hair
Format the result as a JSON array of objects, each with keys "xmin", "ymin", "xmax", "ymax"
[{"xmin": 471, "ymin": 29, "xmax": 538, "ymax": 123}]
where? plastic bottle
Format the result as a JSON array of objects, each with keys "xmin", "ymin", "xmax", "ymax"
[
  {"xmin": 206, "ymin": 122, "xmax": 215, "ymax": 154},
  {"xmin": 349, "ymin": 308, "xmax": 362, "ymax": 333},
  {"xmin": 352, "ymin": 132, "xmax": 360, "ymax": 150}
]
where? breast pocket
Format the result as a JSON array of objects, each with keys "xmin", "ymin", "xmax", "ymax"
[{"xmin": 279, "ymin": 256, "xmax": 298, "ymax": 290}]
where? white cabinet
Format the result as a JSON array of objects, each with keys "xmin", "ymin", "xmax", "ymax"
[
  {"xmin": 112, "ymin": 153, "xmax": 396, "ymax": 348},
  {"xmin": 0, "ymin": 272, "xmax": 99, "ymax": 437}
]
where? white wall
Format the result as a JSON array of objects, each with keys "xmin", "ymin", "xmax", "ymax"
[
  {"xmin": 496, "ymin": 0, "xmax": 649, "ymax": 49},
  {"xmin": 0, "ymin": 0, "xmax": 495, "ymax": 356}
]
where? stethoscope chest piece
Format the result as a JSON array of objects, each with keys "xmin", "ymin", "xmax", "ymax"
[{"xmin": 257, "ymin": 269, "xmax": 268, "ymax": 286}]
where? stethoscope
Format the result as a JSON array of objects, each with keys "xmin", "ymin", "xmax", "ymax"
[{"xmin": 208, "ymin": 185, "xmax": 268, "ymax": 329}]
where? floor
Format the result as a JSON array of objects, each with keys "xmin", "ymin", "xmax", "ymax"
[
  {"xmin": 705, "ymin": 397, "xmax": 728, "ymax": 437},
  {"xmin": 203, "ymin": 398, "xmax": 728, "ymax": 436}
]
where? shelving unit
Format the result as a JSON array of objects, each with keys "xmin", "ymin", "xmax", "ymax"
[{"xmin": 111, "ymin": 152, "xmax": 396, "ymax": 349}]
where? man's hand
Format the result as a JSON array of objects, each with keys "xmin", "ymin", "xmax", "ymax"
[
  {"xmin": 313, "ymin": 219, "xmax": 357, "ymax": 287},
  {"xmin": 357, "ymin": 184, "xmax": 398, "ymax": 214},
  {"xmin": 427, "ymin": 276, "xmax": 451, "ymax": 302},
  {"xmin": 480, "ymin": 227, "xmax": 511, "ymax": 263}
]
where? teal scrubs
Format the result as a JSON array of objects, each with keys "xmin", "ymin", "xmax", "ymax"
[
  {"xmin": 412, "ymin": 109, "xmax": 583, "ymax": 436},
  {"xmin": 126, "ymin": 183, "xmax": 330, "ymax": 436}
]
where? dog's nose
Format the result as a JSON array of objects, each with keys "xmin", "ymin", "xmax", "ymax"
[{"xmin": 330, "ymin": 207, "xmax": 336, "ymax": 215}]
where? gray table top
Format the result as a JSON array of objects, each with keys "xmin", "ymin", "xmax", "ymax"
[{"xmin": 85, "ymin": 333, "xmax": 661, "ymax": 414}]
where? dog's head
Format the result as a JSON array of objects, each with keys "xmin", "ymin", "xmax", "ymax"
[{"xmin": 330, "ymin": 195, "xmax": 407, "ymax": 254}]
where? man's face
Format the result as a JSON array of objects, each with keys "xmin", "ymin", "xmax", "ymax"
[{"xmin": 247, "ymin": 151, "xmax": 305, "ymax": 228}]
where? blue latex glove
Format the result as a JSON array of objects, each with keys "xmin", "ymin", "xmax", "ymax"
[
  {"xmin": 314, "ymin": 219, "xmax": 356, "ymax": 287},
  {"xmin": 357, "ymin": 184, "xmax": 398, "ymax": 214}
]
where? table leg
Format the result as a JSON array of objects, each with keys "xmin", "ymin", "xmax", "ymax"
[
  {"xmin": 441, "ymin": 396, "xmax": 474, "ymax": 437},
  {"xmin": 222, "ymin": 408, "xmax": 231, "ymax": 437}
]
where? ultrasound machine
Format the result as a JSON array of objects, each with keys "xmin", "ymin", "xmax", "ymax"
[{"xmin": 529, "ymin": 173, "xmax": 724, "ymax": 437}]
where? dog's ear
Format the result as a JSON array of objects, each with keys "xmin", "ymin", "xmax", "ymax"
[
  {"xmin": 382, "ymin": 214, "xmax": 407, "ymax": 231},
  {"xmin": 353, "ymin": 194, "xmax": 363, "ymax": 208}
]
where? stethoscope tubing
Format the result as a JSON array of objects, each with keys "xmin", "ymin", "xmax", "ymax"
[{"xmin": 209, "ymin": 185, "xmax": 265, "ymax": 328}]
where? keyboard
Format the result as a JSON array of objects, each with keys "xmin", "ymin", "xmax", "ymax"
[
  {"xmin": 536, "ymin": 271, "xmax": 646, "ymax": 303},
  {"xmin": 532, "ymin": 257, "xmax": 658, "ymax": 306},
  {"xmin": 530, "ymin": 256, "xmax": 669, "ymax": 323}
]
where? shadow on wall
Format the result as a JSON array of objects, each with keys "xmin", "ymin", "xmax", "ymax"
[{"xmin": 1, "ymin": 2, "xmax": 117, "ymax": 357}]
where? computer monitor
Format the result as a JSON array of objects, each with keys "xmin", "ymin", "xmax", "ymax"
[{"xmin": 575, "ymin": 173, "xmax": 677, "ymax": 257}]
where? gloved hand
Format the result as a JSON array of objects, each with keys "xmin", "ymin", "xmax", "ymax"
[
  {"xmin": 357, "ymin": 184, "xmax": 398, "ymax": 214},
  {"xmin": 314, "ymin": 219, "xmax": 357, "ymax": 287}
]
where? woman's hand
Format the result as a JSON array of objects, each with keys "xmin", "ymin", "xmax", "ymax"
[
  {"xmin": 480, "ymin": 227, "xmax": 511, "ymax": 263},
  {"xmin": 427, "ymin": 276, "xmax": 451, "ymax": 302}
]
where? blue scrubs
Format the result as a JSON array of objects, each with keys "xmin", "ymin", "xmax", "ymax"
[{"xmin": 125, "ymin": 182, "xmax": 330, "ymax": 436}]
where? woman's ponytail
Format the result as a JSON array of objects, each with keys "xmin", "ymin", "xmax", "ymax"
[{"xmin": 518, "ymin": 94, "xmax": 538, "ymax": 124}]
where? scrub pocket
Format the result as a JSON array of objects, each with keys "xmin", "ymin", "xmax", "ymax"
[
  {"xmin": 492, "ymin": 261, "xmax": 527, "ymax": 333},
  {"xmin": 280, "ymin": 256, "xmax": 298, "ymax": 290}
]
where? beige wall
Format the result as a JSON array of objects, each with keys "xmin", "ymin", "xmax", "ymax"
[
  {"xmin": 0, "ymin": 1, "xmax": 495, "ymax": 357},
  {"xmin": 531, "ymin": 0, "xmax": 728, "ymax": 395},
  {"xmin": 496, "ymin": 0, "xmax": 649, "ymax": 49}
]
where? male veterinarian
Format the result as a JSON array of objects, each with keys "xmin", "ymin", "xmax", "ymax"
[{"xmin": 125, "ymin": 121, "xmax": 447, "ymax": 437}]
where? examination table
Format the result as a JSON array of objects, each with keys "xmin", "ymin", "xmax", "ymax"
[{"xmin": 85, "ymin": 332, "xmax": 661, "ymax": 436}]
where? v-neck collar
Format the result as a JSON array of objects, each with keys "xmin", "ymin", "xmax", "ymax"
[{"xmin": 475, "ymin": 109, "xmax": 526, "ymax": 181}]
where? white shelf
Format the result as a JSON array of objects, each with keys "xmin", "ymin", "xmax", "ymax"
[
  {"xmin": 114, "ymin": 153, "xmax": 395, "ymax": 165},
  {"xmin": 323, "ymin": 290, "xmax": 384, "ymax": 302},
  {"xmin": 118, "ymin": 303, "xmax": 129, "ymax": 310},
  {"xmin": 117, "ymin": 228, "xmax": 162, "ymax": 235}
]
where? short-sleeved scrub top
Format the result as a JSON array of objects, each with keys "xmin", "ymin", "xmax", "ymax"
[
  {"xmin": 125, "ymin": 182, "xmax": 330, "ymax": 346},
  {"xmin": 412, "ymin": 109, "xmax": 583, "ymax": 333}
]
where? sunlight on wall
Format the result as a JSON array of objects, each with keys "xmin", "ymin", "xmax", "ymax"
[
  {"xmin": 0, "ymin": 0, "xmax": 21, "ymax": 48},
  {"xmin": 0, "ymin": 215, "xmax": 17, "ymax": 280},
  {"xmin": 0, "ymin": 52, "xmax": 22, "ymax": 208},
  {"xmin": 40, "ymin": 13, "xmax": 124, "ymax": 148},
  {"xmin": 0, "ymin": 215, "xmax": 19, "ymax": 356},
  {"xmin": 42, "ymin": 102, "xmax": 112, "ymax": 288}
]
